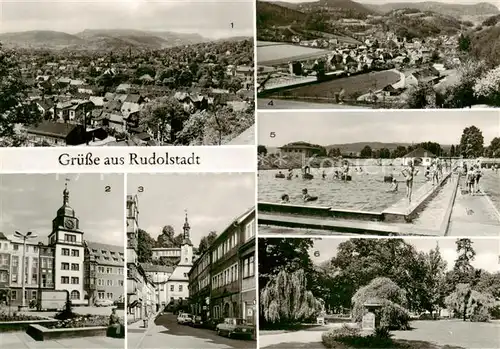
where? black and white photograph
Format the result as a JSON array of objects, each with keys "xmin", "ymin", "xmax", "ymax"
[
  {"xmin": 0, "ymin": 173, "xmax": 125, "ymax": 348},
  {"xmin": 257, "ymin": 110, "xmax": 500, "ymax": 236},
  {"xmin": 0, "ymin": 0, "xmax": 255, "ymax": 147},
  {"xmin": 256, "ymin": 0, "xmax": 500, "ymax": 110},
  {"xmin": 126, "ymin": 173, "xmax": 256, "ymax": 349},
  {"xmin": 258, "ymin": 237, "xmax": 500, "ymax": 349}
]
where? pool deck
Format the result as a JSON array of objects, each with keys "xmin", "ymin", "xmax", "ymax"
[
  {"xmin": 382, "ymin": 171, "xmax": 452, "ymax": 223},
  {"xmin": 258, "ymin": 213, "xmax": 440, "ymax": 236}
]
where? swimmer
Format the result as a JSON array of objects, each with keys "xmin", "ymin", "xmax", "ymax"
[
  {"xmin": 280, "ymin": 194, "xmax": 290, "ymax": 204},
  {"xmin": 388, "ymin": 178, "xmax": 398, "ymax": 192},
  {"xmin": 302, "ymin": 188, "xmax": 318, "ymax": 202},
  {"xmin": 402, "ymin": 161, "xmax": 418, "ymax": 203}
]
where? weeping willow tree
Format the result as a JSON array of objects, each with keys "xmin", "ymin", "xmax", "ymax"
[{"xmin": 260, "ymin": 269, "xmax": 322, "ymax": 327}]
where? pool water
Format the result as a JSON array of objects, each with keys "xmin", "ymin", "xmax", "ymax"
[
  {"xmin": 258, "ymin": 166, "xmax": 427, "ymax": 212},
  {"xmin": 481, "ymin": 170, "xmax": 500, "ymax": 211}
]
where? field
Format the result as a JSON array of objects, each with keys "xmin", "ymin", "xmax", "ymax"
[
  {"xmin": 257, "ymin": 41, "xmax": 329, "ymax": 66},
  {"xmin": 270, "ymin": 70, "xmax": 401, "ymax": 100}
]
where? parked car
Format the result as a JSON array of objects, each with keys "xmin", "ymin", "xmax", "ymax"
[
  {"xmin": 216, "ymin": 318, "xmax": 254, "ymax": 339},
  {"xmin": 95, "ymin": 299, "xmax": 113, "ymax": 307},
  {"xmin": 190, "ymin": 315, "xmax": 205, "ymax": 328},
  {"xmin": 176, "ymin": 313, "xmax": 193, "ymax": 325},
  {"xmin": 207, "ymin": 317, "xmax": 223, "ymax": 330}
]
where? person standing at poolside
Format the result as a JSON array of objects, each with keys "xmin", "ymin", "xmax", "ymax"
[{"xmin": 402, "ymin": 160, "xmax": 418, "ymax": 203}]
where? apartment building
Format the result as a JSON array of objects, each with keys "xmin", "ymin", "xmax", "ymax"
[
  {"xmin": 189, "ymin": 207, "xmax": 256, "ymax": 324},
  {"xmin": 84, "ymin": 242, "xmax": 125, "ymax": 305}
]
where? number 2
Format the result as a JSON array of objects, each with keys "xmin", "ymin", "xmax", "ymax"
[{"xmin": 105, "ymin": 186, "xmax": 111, "ymax": 193}]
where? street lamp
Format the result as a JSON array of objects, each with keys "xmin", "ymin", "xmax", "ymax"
[{"xmin": 14, "ymin": 231, "xmax": 37, "ymax": 310}]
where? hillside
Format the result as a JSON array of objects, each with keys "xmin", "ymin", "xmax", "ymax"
[
  {"xmin": 297, "ymin": 0, "xmax": 375, "ymax": 17},
  {"xmin": 0, "ymin": 29, "xmax": 209, "ymax": 50},
  {"xmin": 364, "ymin": 1, "xmax": 500, "ymax": 18},
  {"xmin": 470, "ymin": 25, "xmax": 500, "ymax": 66},
  {"xmin": 0, "ymin": 30, "xmax": 84, "ymax": 48},
  {"xmin": 256, "ymin": 1, "xmax": 307, "ymax": 28}
]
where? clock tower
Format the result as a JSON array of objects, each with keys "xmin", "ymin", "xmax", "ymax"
[{"xmin": 48, "ymin": 183, "xmax": 85, "ymax": 305}]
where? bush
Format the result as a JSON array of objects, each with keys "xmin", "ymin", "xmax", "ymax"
[
  {"xmin": 379, "ymin": 301, "xmax": 410, "ymax": 330},
  {"xmin": 490, "ymin": 305, "xmax": 500, "ymax": 320},
  {"xmin": 352, "ymin": 277, "xmax": 410, "ymax": 330},
  {"xmin": 321, "ymin": 325, "xmax": 395, "ymax": 349}
]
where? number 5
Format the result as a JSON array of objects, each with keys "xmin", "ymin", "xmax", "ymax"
[{"xmin": 270, "ymin": 132, "xmax": 276, "ymax": 138}]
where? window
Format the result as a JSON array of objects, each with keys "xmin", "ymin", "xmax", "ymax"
[
  {"xmin": 170, "ymin": 285, "xmax": 174, "ymax": 291},
  {"xmin": 98, "ymin": 292, "xmax": 105, "ymax": 299},
  {"xmin": 61, "ymin": 276, "xmax": 69, "ymax": 284},
  {"xmin": 64, "ymin": 234, "xmax": 76, "ymax": 243},
  {"xmin": 0, "ymin": 271, "xmax": 7, "ymax": 282},
  {"xmin": 178, "ymin": 285, "xmax": 183, "ymax": 292},
  {"xmin": 71, "ymin": 277, "xmax": 79, "ymax": 284},
  {"xmin": 13, "ymin": 244, "xmax": 19, "ymax": 250},
  {"xmin": 42, "ymin": 259, "xmax": 47, "ymax": 268},
  {"xmin": 71, "ymin": 263, "xmax": 79, "ymax": 271},
  {"xmin": 62, "ymin": 248, "xmax": 70, "ymax": 256},
  {"xmin": 71, "ymin": 249, "xmax": 79, "ymax": 257},
  {"xmin": 249, "ymin": 256, "xmax": 255, "ymax": 277},
  {"xmin": 107, "ymin": 280, "xmax": 113, "ymax": 286},
  {"xmin": 245, "ymin": 219, "xmax": 255, "ymax": 242},
  {"xmin": 107, "ymin": 267, "xmax": 112, "ymax": 274},
  {"xmin": 48, "ymin": 259, "xmax": 53, "ymax": 268},
  {"xmin": 61, "ymin": 262, "xmax": 69, "ymax": 270},
  {"xmin": 70, "ymin": 290, "xmax": 80, "ymax": 300},
  {"xmin": 107, "ymin": 292, "xmax": 113, "ymax": 299},
  {"xmin": 119, "ymin": 280, "xmax": 124, "ymax": 286},
  {"xmin": 11, "ymin": 290, "xmax": 17, "ymax": 300}
]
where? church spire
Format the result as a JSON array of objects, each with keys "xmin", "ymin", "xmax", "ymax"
[{"xmin": 183, "ymin": 209, "xmax": 190, "ymax": 238}]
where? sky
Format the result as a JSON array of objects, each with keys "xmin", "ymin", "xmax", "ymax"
[
  {"xmin": 309, "ymin": 237, "xmax": 499, "ymax": 273},
  {"xmin": 127, "ymin": 173, "xmax": 255, "ymax": 248},
  {"xmin": 0, "ymin": 0, "xmax": 254, "ymax": 39},
  {"xmin": 270, "ymin": 0, "xmax": 500, "ymax": 6},
  {"xmin": 0, "ymin": 173, "xmax": 124, "ymax": 247},
  {"xmin": 259, "ymin": 110, "xmax": 500, "ymax": 147}
]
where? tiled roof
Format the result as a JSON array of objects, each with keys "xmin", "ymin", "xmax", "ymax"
[
  {"xmin": 25, "ymin": 121, "xmax": 79, "ymax": 138},
  {"xmin": 86, "ymin": 241, "xmax": 124, "ymax": 266}
]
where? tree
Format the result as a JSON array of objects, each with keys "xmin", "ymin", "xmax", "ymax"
[
  {"xmin": 453, "ymin": 238, "xmax": 480, "ymax": 321},
  {"xmin": 259, "ymin": 238, "xmax": 315, "ymax": 290},
  {"xmin": 458, "ymin": 34, "xmax": 471, "ymax": 52},
  {"xmin": 450, "ymin": 144, "xmax": 455, "ymax": 157},
  {"xmin": 157, "ymin": 225, "xmax": 175, "ymax": 247},
  {"xmin": 360, "ymin": 145, "xmax": 373, "ymax": 158},
  {"xmin": 139, "ymin": 96, "xmax": 187, "ymax": 145},
  {"xmin": 421, "ymin": 244, "xmax": 447, "ymax": 315},
  {"xmin": 258, "ymin": 145, "xmax": 268, "ymax": 156},
  {"xmin": 260, "ymin": 269, "xmax": 322, "ymax": 327},
  {"xmin": 391, "ymin": 146, "xmax": 407, "ymax": 159},
  {"xmin": 198, "ymin": 231, "xmax": 218, "ymax": 255},
  {"xmin": 379, "ymin": 148, "xmax": 391, "ymax": 159},
  {"xmin": 137, "ymin": 229, "xmax": 155, "ymax": 263},
  {"xmin": 459, "ymin": 126, "xmax": 484, "ymax": 158},
  {"xmin": 0, "ymin": 44, "xmax": 43, "ymax": 145},
  {"xmin": 485, "ymin": 137, "xmax": 500, "ymax": 157}
]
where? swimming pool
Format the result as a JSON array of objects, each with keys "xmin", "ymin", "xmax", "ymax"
[{"xmin": 258, "ymin": 166, "xmax": 427, "ymax": 212}]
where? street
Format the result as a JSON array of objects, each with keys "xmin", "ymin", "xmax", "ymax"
[{"xmin": 128, "ymin": 313, "xmax": 255, "ymax": 349}]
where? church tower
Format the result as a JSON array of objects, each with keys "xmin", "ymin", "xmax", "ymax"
[
  {"xmin": 48, "ymin": 182, "xmax": 85, "ymax": 305},
  {"xmin": 180, "ymin": 210, "xmax": 193, "ymax": 266}
]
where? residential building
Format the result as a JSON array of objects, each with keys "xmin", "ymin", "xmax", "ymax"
[
  {"xmin": 84, "ymin": 242, "xmax": 125, "ymax": 305},
  {"xmin": 141, "ymin": 263, "xmax": 173, "ymax": 308},
  {"xmin": 189, "ymin": 207, "xmax": 256, "ymax": 325},
  {"xmin": 0, "ymin": 233, "xmax": 11, "ymax": 289},
  {"xmin": 402, "ymin": 148, "xmax": 437, "ymax": 166},
  {"xmin": 25, "ymin": 121, "xmax": 87, "ymax": 146},
  {"xmin": 127, "ymin": 195, "xmax": 157, "ymax": 320}
]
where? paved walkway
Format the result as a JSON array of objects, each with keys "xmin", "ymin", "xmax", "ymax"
[{"xmin": 0, "ymin": 331, "xmax": 123, "ymax": 349}]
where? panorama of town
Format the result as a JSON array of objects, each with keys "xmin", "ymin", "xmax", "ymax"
[
  {"xmin": 0, "ymin": 33, "xmax": 254, "ymax": 147},
  {"xmin": 257, "ymin": 0, "xmax": 500, "ymax": 109}
]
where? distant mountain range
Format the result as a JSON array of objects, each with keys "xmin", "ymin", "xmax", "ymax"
[
  {"xmin": 362, "ymin": 1, "xmax": 500, "ymax": 17},
  {"xmin": 0, "ymin": 29, "xmax": 235, "ymax": 50},
  {"xmin": 260, "ymin": 0, "xmax": 499, "ymax": 19}
]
